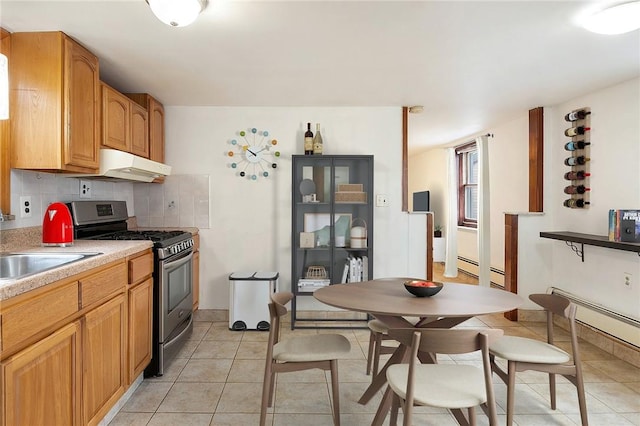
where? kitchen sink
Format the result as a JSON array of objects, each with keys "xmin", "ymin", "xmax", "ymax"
[{"xmin": 0, "ymin": 252, "xmax": 102, "ymax": 282}]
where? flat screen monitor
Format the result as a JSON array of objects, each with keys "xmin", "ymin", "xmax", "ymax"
[{"xmin": 413, "ymin": 191, "xmax": 430, "ymax": 212}]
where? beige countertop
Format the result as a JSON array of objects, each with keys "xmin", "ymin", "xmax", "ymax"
[{"xmin": 0, "ymin": 240, "xmax": 153, "ymax": 301}]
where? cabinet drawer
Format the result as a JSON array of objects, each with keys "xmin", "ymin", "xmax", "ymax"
[
  {"xmin": 80, "ymin": 263, "xmax": 127, "ymax": 308},
  {"xmin": 1, "ymin": 281, "xmax": 79, "ymax": 353},
  {"xmin": 128, "ymin": 251, "xmax": 153, "ymax": 284}
]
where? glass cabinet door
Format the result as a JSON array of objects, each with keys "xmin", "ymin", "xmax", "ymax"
[{"xmin": 291, "ymin": 155, "xmax": 373, "ymax": 328}]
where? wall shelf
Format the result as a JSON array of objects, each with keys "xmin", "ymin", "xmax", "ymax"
[{"xmin": 540, "ymin": 231, "xmax": 640, "ymax": 262}]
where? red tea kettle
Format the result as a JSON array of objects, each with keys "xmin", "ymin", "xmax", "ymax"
[{"xmin": 42, "ymin": 202, "xmax": 74, "ymax": 246}]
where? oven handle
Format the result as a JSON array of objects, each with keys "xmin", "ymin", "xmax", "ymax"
[{"xmin": 163, "ymin": 250, "xmax": 193, "ymax": 270}]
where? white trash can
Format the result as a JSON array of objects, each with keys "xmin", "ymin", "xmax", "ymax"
[{"xmin": 229, "ymin": 271, "xmax": 279, "ymax": 331}]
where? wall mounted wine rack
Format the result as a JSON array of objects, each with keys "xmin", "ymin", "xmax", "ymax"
[{"xmin": 563, "ymin": 107, "xmax": 591, "ymax": 209}]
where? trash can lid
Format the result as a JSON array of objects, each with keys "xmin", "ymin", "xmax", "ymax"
[
  {"xmin": 254, "ymin": 271, "xmax": 279, "ymax": 280},
  {"xmin": 229, "ymin": 271, "xmax": 257, "ymax": 280}
]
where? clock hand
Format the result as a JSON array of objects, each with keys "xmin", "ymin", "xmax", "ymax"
[{"xmin": 247, "ymin": 148, "xmax": 256, "ymax": 156}]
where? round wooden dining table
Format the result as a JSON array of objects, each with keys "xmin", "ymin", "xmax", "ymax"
[{"xmin": 314, "ymin": 277, "xmax": 523, "ymax": 422}]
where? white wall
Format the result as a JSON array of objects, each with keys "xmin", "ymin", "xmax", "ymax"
[
  {"xmin": 164, "ymin": 107, "xmax": 411, "ymax": 309},
  {"xmin": 544, "ymin": 78, "xmax": 640, "ymax": 319},
  {"xmin": 410, "ymin": 77, "xmax": 640, "ymax": 341},
  {"xmin": 408, "ymin": 148, "xmax": 447, "ymax": 228},
  {"xmin": 408, "ymin": 114, "xmax": 529, "ymax": 273}
]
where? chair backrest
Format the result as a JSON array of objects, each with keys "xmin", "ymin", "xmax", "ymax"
[
  {"xmin": 270, "ymin": 291, "xmax": 293, "ymax": 318},
  {"xmin": 387, "ymin": 328, "xmax": 504, "ymax": 355},
  {"xmin": 266, "ymin": 292, "xmax": 293, "ymax": 362},
  {"xmin": 530, "ymin": 293, "xmax": 582, "ymax": 363},
  {"xmin": 529, "ymin": 293, "xmax": 574, "ymax": 319},
  {"xmin": 388, "ymin": 327, "xmax": 503, "ymax": 425}
]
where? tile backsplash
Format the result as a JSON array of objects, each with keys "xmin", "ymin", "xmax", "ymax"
[
  {"xmin": 133, "ymin": 174, "xmax": 210, "ymax": 229},
  {"xmin": 1, "ymin": 170, "xmax": 210, "ymax": 230}
]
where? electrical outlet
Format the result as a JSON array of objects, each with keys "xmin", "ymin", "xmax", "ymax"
[
  {"xmin": 20, "ymin": 196, "xmax": 32, "ymax": 218},
  {"xmin": 624, "ymin": 272, "xmax": 632, "ymax": 289},
  {"xmin": 376, "ymin": 194, "xmax": 389, "ymax": 207},
  {"xmin": 79, "ymin": 180, "xmax": 92, "ymax": 199}
]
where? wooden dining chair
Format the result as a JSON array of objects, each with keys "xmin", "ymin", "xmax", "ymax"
[
  {"xmin": 260, "ymin": 292, "xmax": 351, "ymax": 426},
  {"xmin": 366, "ymin": 319, "xmax": 396, "ymax": 377},
  {"xmin": 383, "ymin": 328, "xmax": 504, "ymax": 426},
  {"xmin": 366, "ymin": 317, "xmax": 421, "ymax": 377},
  {"xmin": 489, "ymin": 293, "xmax": 588, "ymax": 426}
]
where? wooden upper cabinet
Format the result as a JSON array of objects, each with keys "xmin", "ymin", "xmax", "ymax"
[
  {"xmin": 126, "ymin": 93, "xmax": 165, "ymax": 163},
  {"xmin": 10, "ymin": 31, "xmax": 99, "ymax": 172},
  {"xmin": 102, "ymin": 84, "xmax": 149, "ymax": 158},
  {"xmin": 101, "ymin": 83, "xmax": 130, "ymax": 152},
  {"xmin": 130, "ymin": 102, "xmax": 149, "ymax": 158}
]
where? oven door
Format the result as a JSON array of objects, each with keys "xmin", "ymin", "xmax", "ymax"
[{"xmin": 159, "ymin": 250, "xmax": 193, "ymax": 341}]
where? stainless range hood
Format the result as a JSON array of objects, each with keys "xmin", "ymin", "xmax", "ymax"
[{"xmin": 71, "ymin": 149, "xmax": 172, "ymax": 182}]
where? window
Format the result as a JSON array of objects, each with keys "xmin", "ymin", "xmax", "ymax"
[{"xmin": 456, "ymin": 142, "xmax": 478, "ymax": 228}]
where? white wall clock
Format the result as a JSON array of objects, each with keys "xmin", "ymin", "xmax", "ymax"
[{"xmin": 227, "ymin": 127, "xmax": 280, "ymax": 180}]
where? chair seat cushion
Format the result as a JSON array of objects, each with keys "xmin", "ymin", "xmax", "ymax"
[
  {"xmin": 490, "ymin": 336, "xmax": 571, "ymax": 364},
  {"xmin": 368, "ymin": 319, "xmax": 389, "ymax": 334},
  {"xmin": 387, "ymin": 364, "xmax": 487, "ymax": 408},
  {"xmin": 273, "ymin": 334, "xmax": 351, "ymax": 362}
]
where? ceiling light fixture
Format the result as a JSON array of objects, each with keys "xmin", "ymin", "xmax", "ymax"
[
  {"xmin": 408, "ymin": 105, "xmax": 424, "ymax": 114},
  {"xmin": 581, "ymin": 1, "xmax": 640, "ymax": 35},
  {"xmin": 147, "ymin": 0, "xmax": 208, "ymax": 27},
  {"xmin": 0, "ymin": 53, "xmax": 8, "ymax": 120}
]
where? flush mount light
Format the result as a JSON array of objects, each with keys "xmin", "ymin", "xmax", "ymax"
[
  {"xmin": 581, "ymin": 1, "xmax": 640, "ymax": 35},
  {"xmin": 147, "ymin": 0, "xmax": 208, "ymax": 27},
  {"xmin": 408, "ymin": 105, "xmax": 424, "ymax": 114}
]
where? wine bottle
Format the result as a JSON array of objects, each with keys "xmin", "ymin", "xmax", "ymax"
[
  {"xmin": 304, "ymin": 123, "xmax": 313, "ymax": 155},
  {"xmin": 563, "ymin": 170, "xmax": 591, "ymax": 181},
  {"xmin": 564, "ymin": 126, "xmax": 591, "ymax": 137},
  {"xmin": 564, "ymin": 185, "xmax": 590, "ymax": 194},
  {"xmin": 564, "ymin": 141, "xmax": 591, "ymax": 151},
  {"xmin": 564, "ymin": 156, "xmax": 590, "ymax": 166},
  {"xmin": 564, "ymin": 110, "xmax": 591, "ymax": 122},
  {"xmin": 563, "ymin": 198, "xmax": 590, "ymax": 208},
  {"xmin": 313, "ymin": 123, "xmax": 323, "ymax": 155}
]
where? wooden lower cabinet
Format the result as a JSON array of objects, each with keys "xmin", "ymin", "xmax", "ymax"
[
  {"xmin": 128, "ymin": 277, "xmax": 153, "ymax": 383},
  {"xmin": 1, "ymin": 321, "xmax": 82, "ymax": 426},
  {"xmin": 0, "ymin": 254, "xmax": 152, "ymax": 426},
  {"xmin": 82, "ymin": 294, "xmax": 127, "ymax": 426}
]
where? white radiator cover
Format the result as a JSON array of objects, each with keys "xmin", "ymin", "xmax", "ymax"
[{"xmin": 552, "ymin": 287, "xmax": 640, "ymax": 348}]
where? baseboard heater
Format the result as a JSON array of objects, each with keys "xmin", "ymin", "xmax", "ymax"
[
  {"xmin": 457, "ymin": 256, "xmax": 504, "ymax": 287},
  {"xmin": 550, "ymin": 287, "xmax": 640, "ymax": 347}
]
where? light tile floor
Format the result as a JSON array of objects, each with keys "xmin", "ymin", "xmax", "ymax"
[
  {"xmin": 109, "ymin": 308, "xmax": 640, "ymax": 426},
  {"xmin": 110, "ymin": 264, "xmax": 639, "ymax": 425}
]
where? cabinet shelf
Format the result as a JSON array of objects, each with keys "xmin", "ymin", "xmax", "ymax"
[{"xmin": 540, "ymin": 231, "xmax": 640, "ymax": 261}]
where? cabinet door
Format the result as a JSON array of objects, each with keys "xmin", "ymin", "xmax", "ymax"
[
  {"xmin": 101, "ymin": 84, "xmax": 130, "ymax": 151},
  {"xmin": 128, "ymin": 278, "xmax": 153, "ymax": 383},
  {"xmin": 148, "ymin": 96, "xmax": 165, "ymax": 163},
  {"xmin": 2, "ymin": 321, "xmax": 81, "ymax": 426},
  {"xmin": 63, "ymin": 36, "xmax": 99, "ymax": 169},
  {"xmin": 83, "ymin": 294, "xmax": 126, "ymax": 426},
  {"xmin": 130, "ymin": 102, "xmax": 149, "ymax": 158}
]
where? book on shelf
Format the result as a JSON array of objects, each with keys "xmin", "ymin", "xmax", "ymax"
[
  {"xmin": 343, "ymin": 254, "xmax": 368, "ymax": 283},
  {"xmin": 608, "ymin": 209, "xmax": 640, "ymax": 243},
  {"xmin": 297, "ymin": 278, "xmax": 331, "ymax": 292}
]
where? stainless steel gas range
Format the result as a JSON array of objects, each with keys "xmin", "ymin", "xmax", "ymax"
[{"xmin": 68, "ymin": 200, "xmax": 194, "ymax": 376}]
